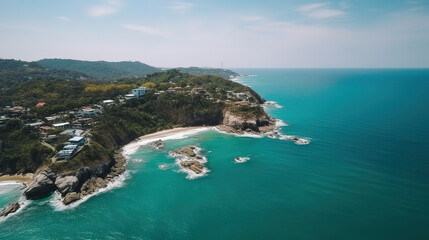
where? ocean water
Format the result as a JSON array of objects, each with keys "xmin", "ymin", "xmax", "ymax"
[{"xmin": 1, "ymin": 69, "xmax": 428, "ymax": 239}]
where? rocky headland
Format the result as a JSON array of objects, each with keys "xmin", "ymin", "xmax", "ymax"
[
  {"xmin": 16, "ymin": 150, "xmax": 127, "ymax": 207},
  {"xmin": 217, "ymin": 109, "xmax": 276, "ymax": 135}
]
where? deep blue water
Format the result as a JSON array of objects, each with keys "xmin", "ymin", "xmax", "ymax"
[{"xmin": 0, "ymin": 69, "xmax": 428, "ymax": 239}]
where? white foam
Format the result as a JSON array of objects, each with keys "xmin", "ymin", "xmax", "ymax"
[
  {"xmin": 122, "ymin": 127, "xmax": 212, "ymax": 157},
  {"xmin": 50, "ymin": 170, "xmax": 130, "ymax": 211},
  {"xmin": 275, "ymin": 119, "xmax": 288, "ymax": 127},
  {"xmin": 234, "ymin": 157, "xmax": 250, "ymax": 163},
  {"xmin": 158, "ymin": 163, "xmax": 174, "ymax": 170},
  {"xmin": 263, "ymin": 101, "xmax": 283, "ymax": 109},
  {"xmin": 0, "ymin": 196, "xmax": 31, "ymax": 223},
  {"xmin": 0, "ymin": 181, "xmax": 24, "ymax": 187},
  {"xmin": 214, "ymin": 127, "xmax": 264, "ymax": 138},
  {"xmin": 0, "ymin": 182, "xmax": 23, "ymax": 195},
  {"xmin": 278, "ymin": 135, "xmax": 311, "ymax": 145}
]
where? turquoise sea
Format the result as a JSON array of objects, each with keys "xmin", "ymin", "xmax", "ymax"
[{"xmin": 1, "ymin": 69, "xmax": 428, "ymax": 239}]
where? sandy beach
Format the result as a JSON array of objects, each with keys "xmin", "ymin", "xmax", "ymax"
[
  {"xmin": 0, "ymin": 173, "xmax": 34, "ymax": 183},
  {"xmin": 122, "ymin": 126, "xmax": 212, "ymax": 157}
]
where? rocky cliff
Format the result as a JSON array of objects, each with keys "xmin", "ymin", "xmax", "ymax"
[
  {"xmin": 21, "ymin": 150, "xmax": 126, "ymax": 205},
  {"xmin": 218, "ymin": 109, "xmax": 276, "ymax": 134}
]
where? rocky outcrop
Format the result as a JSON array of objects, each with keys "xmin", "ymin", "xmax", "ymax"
[
  {"xmin": 55, "ymin": 176, "xmax": 80, "ymax": 197},
  {"xmin": 63, "ymin": 192, "xmax": 81, "ymax": 205},
  {"xmin": 20, "ymin": 148, "xmax": 126, "ymax": 206},
  {"xmin": 174, "ymin": 146, "xmax": 197, "ymax": 158},
  {"xmin": 24, "ymin": 170, "xmax": 57, "ymax": 200},
  {"xmin": 80, "ymin": 177, "xmax": 108, "ymax": 196},
  {"xmin": 151, "ymin": 139, "xmax": 164, "ymax": 149},
  {"xmin": 219, "ymin": 110, "xmax": 275, "ymax": 134},
  {"xmin": 0, "ymin": 202, "xmax": 20, "ymax": 217},
  {"xmin": 171, "ymin": 145, "xmax": 208, "ymax": 177},
  {"xmin": 180, "ymin": 161, "xmax": 204, "ymax": 174}
]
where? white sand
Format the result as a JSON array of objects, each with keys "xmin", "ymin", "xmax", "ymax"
[{"xmin": 122, "ymin": 127, "xmax": 212, "ymax": 157}]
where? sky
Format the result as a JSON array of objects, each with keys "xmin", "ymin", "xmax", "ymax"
[{"xmin": 1, "ymin": 0, "xmax": 429, "ymax": 68}]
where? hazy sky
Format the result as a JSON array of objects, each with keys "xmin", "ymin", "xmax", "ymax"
[{"xmin": 1, "ymin": 0, "xmax": 429, "ymax": 68}]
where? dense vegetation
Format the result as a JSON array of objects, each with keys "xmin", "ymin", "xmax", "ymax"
[
  {"xmin": 38, "ymin": 59, "xmax": 161, "ymax": 80},
  {"xmin": 0, "ymin": 120, "xmax": 52, "ymax": 174},
  {"xmin": 0, "ymin": 59, "xmax": 90, "ymax": 95},
  {"xmin": 177, "ymin": 67, "xmax": 239, "ymax": 79},
  {"xmin": 1, "ymin": 78, "xmax": 136, "ymax": 116},
  {"xmin": 0, "ymin": 63, "xmax": 261, "ymax": 175}
]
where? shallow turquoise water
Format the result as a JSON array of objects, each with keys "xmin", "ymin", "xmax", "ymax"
[{"xmin": 1, "ymin": 69, "xmax": 428, "ymax": 239}]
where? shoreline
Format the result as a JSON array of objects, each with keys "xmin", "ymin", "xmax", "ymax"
[
  {"xmin": 0, "ymin": 174, "xmax": 33, "ymax": 183},
  {"xmin": 122, "ymin": 126, "xmax": 212, "ymax": 157}
]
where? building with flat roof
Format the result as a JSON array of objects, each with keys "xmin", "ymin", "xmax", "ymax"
[
  {"xmin": 132, "ymin": 87, "xmax": 147, "ymax": 98},
  {"xmin": 53, "ymin": 122, "xmax": 70, "ymax": 129},
  {"xmin": 69, "ymin": 136, "xmax": 85, "ymax": 146}
]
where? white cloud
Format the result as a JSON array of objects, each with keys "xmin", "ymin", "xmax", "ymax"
[
  {"xmin": 298, "ymin": 2, "xmax": 346, "ymax": 19},
  {"xmin": 123, "ymin": 24, "xmax": 167, "ymax": 36},
  {"xmin": 240, "ymin": 15, "xmax": 265, "ymax": 22},
  {"xmin": 88, "ymin": 0, "xmax": 122, "ymax": 17},
  {"xmin": 297, "ymin": 3, "xmax": 329, "ymax": 12},
  {"xmin": 168, "ymin": 2, "xmax": 195, "ymax": 11},
  {"xmin": 57, "ymin": 16, "xmax": 70, "ymax": 21}
]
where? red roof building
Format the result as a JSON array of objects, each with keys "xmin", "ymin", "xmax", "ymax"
[{"xmin": 36, "ymin": 102, "xmax": 46, "ymax": 107}]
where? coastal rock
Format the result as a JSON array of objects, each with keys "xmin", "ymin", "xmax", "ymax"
[
  {"xmin": 151, "ymin": 139, "xmax": 164, "ymax": 149},
  {"xmin": 80, "ymin": 177, "xmax": 108, "ymax": 196},
  {"xmin": 0, "ymin": 202, "xmax": 20, "ymax": 217},
  {"xmin": 174, "ymin": 146, "xmax": 196, "ymax": 158},
  {"xmin": 24, "ymin": 170, "xmax": 57, "ymax": 200},
  {"xmin": 55, "ymin": 175, "xmax": 80, "ymax": 197},
  {"xmin": 180, "ymin": 160, "xmax": 204, "ymax": 174},
  {"xmin": 171, "ymin": 145, "xmax": 208, "ymax": 177},
  {"xmin": 63, "ymin": 192, "xmax": 81, "ymax": 205},
  {"xmin": 220, "ymin": 110, "xmax": 275, "ymax": 134}
]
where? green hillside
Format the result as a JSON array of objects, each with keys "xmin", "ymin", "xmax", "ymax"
[{"xmin": 38, "ymin": 59, "xmax": 161, "ymax": 80}]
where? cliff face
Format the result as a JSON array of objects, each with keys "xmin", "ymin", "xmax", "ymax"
[
  {"xmin": 219, "ymin": 110, "xmax": 275, "ymax": 134},
  {"xmin": 23, "ymin": 153, "xmax": 124, "ymax": 205}
]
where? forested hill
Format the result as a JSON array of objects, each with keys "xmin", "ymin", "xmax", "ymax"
[
  {"xmin": 0, "ymin": 59, "xmax": 91, "ymax": 90},
  {"xmin": 176, "ymin": 67, "xmax": 239, "ymax": 79},
  {"xmin": 38, "ymin": 59, "xmax": 161, "ymax": 81}
]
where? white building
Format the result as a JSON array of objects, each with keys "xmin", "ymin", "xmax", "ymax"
[
  {"xmin": 53, "ymin": 122, "xmax": 70, "ymax": 129},
  {"xmin": 132, "ymin": 87, "xmax": 147, "ymax": 98}
]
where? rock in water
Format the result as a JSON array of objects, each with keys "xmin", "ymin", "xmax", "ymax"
[
  {"xmin": 0, "ymin": 202, "xmax": 20, "ymax": 217},
  {"xmin": 63, "ymin": 192, "xmax": 81, "ymax": 205},
  {"xmin": 55, "ymin": 175, "xmax": 80, "ymax": 197},
  {"xmin": 174, "ymin": 146, "xmax": 196, "ymax": 158},
  {"xmin": 151, "ymin": 139, "xmax": 164, "ymax": 149},
  {"xmin": 24, "ymin": 170, "xmax": 57, "ymax": 200},
  {"xmin": 180, "ymin": 161, "xmax": 204, "ymax": 174}
]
